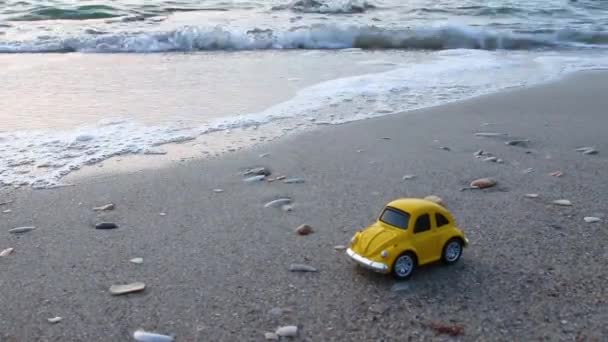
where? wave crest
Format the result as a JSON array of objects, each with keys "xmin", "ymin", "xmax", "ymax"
[{"xmin": 272, "ymin": 0, "xmax": 375, "ymax": 14}]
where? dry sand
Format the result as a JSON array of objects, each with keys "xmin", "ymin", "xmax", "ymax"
[{"xmin": 1, "ymin": 71, "xmax": 607, "ymax": 341}]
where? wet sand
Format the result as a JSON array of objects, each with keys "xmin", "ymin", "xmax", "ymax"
[{"xmin": 1, "ymin": 71, "xmax": 607, "ymax": 341}]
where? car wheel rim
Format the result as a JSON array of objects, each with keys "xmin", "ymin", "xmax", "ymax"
[
  {"xmin": 445, "ymin": 241, "xmax": 461, "ymax": 262},
  {"xmin": 395, "ymin": 255, "xmax": 413, "ymax": 277}
]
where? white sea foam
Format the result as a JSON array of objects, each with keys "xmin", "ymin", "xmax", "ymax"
[{"xmin": 1, "ymin": 50, "xmax": 606, "ymax": 189}]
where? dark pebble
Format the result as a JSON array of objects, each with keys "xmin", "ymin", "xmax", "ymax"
[{"xmin": 95, "ymin": 222, "xmax": 118, "ymax": 230}]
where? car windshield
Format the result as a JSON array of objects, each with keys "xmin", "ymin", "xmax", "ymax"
[{"xmin": 379, "ymin": 207, "xmax": 410, "ymax": 229}]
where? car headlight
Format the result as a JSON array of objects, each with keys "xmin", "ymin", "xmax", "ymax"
[{"xmin": 380, "ymin": 250, "xmax": 389, "ymax": 258}]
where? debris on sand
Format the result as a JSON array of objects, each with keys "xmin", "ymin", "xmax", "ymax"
[
  {"xmin": 0, "ymin": 248, "xmax": 14, "ymax": 257},
  {"xmin": 264, "ymin": 198, "xmax": 292, "ymax": 208},
  {"xmin": 289, "ymin": 264, "xmax": 318, "ymax": 272},
  {"xmin": 95, "ymin": 222, "xmax": 118, "ymax": 230},
  {"xmin": 424, "ymin": 195, "xmax": 444, "ymax": 206},
  {"xmin": 469, "ymin": 178, "xmax": 497, "ymax": 189},
  {"xmin": 93, "ymin": 203, "xmax": 115, "ymax": 211},
  {"xmin": 576, "ymin": 146, "xmax": 598, "ymax": 155},
  {"xmin": 295, "ymin": 224, "xmax": 313, "ymax": 236},
  {"xmin": 133, "ymin": 330, "xmax": 174, "ymax": 342},
  {"xmin": 549, "ymin": 171, "xmax": 563, "ymax": 177},
  {"xmin": 244, "ymin": 167, "xmax": 271, "ymax": 177},
  {"xmin": 552, "ymin": 199, "xmax": 573, "ymax": 206},
  {"xmin": 429, "ymin": 322, "xmax": 465, "ymax": 337},
  {"xmin": 109, "ymin": 282, "xmax": 146, "ymax": 295},
  {"xmin": 130, "ymin": 258, "xmax": 143, "ymax": 264},
  {"xmin": 584, "ymin": 217, "xmax": 601, "ymax": 223},
  {"xmin": 244, "ymin": 175, "xmax": 266, "ymax": 182},
  {"xmin": 9, "ymin": 226, "xmax": 36, "ymax": 234},
  {"xmin": 276, "ymin": 325, "xmax": 298, "ymax": 337},
  {"xmin": 47, "ymin": 316, "xmax": 62, "ymax": 324}
]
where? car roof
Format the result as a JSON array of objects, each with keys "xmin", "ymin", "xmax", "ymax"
[{"xmin": 385, "ymin": 198, "xmax": 449, "ymax": 215}]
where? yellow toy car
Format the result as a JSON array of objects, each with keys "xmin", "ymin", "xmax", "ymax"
[{"xmin": 347, "ymin": 198, "xmax": 468, "ymax": 280}]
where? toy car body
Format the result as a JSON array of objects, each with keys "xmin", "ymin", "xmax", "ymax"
[{"xmin": 347, "ymin": 198, "xmax": 468, "ymax": 279}]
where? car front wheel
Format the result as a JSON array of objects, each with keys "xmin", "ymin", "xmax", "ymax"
[
  {"xmin": 442, "ymin": 238, "xmax": 463, "ymax": 264},
  {"xmin": 392, "ymin": 252, "xmax": 416, "ymax": 280}
]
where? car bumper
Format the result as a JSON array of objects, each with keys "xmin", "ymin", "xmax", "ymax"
[{"xmin": 346, "ymin": 248, "xmax": 390, "ymax": 274}]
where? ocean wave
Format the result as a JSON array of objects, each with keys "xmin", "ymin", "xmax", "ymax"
[
  {"xmin": 8, "ymin": 5, "xmax": 124, "ymax": 21},
  {"xmin": 1, "ymin": 24, "xmax": 607, "ymax": 53},
  {"xmin": 272, "ymin": 0, "xmax": 375, "ymax": 14}
]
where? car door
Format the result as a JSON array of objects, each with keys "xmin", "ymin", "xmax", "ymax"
[{"xmin": 410, "ymin": 213, "xmax": 440, "ymax": 264}]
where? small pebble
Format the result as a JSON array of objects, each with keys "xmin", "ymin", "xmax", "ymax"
[
  {"xmin": 133, "ymin": 330, "xmax": 174, "ymax": 342},
  {"xmin": 295, "ymin": 224, "xmax": 313, "ymax": 235},
  {"xmin": 549, "ymin": 171, "xmax": 563, "ymax": 177},
  {"xmin": 244, "ymin": 167, "xmax": 271, "ymax": 176},
  {"xmin": 159, "ymin": 212, "xmax": 167, "ymax": 216},
  {"xmin": 109, "ymin": 282, "xmax": 146, "ymax": 295},
  {"xmin": 524, "ymin": 194, "xmax": 540, "ymax": 198},
  {"xmin": 130, "ymin": 257, "xmax": 143, "ymax": 264},
  {"xmin": 212, "ymin": 189, "xmax": 224, "ymax": 193},
  {"xmin": 95, "ymin": 222, "xmax": 118, "ymax": 230},
  {"xmin": 439, "ymin": 146, "xmax": 451, "ymax": 151},
  {"xmin": 264, "ymin": 198, "xmax": 292, "ymax": 208},
  {"xmin": 402, "ymin": 174, "xmax": 416, "ymax": 180},
  {"xmin": 276, "ymin": 325, "xmax": 298, "ymax": 337},
  {"xmin": 584, "ymin": 217, "xmax": 601, "ymax": 223},
  {"xmin": 289, "ymin": 264, "xmax": 318, "ymax": 272},
  {"xmin": 505, "ymin": 140, "xmax": 529, "ymax": 147},
  {"xmin": 334, "ymin": 245, "xmax": 346, "ymax": 251},
  {"xmin": 3, "ymin": 209, "xmax": 11, "ymax": 213},
  {"xmin": 470, "ymin": 178, "xmax": 497, "ymax": 189},
  {"xmin": 47, "ymin": 317, "xmax": 62, "ymax": 324},
  {"xmin": 0, "ymin": 248, "xmax": 14, "ymax": 257},
  {"xmin": 552, "ymin": 199, "xmax": 572, "ymax": 206},
  {"xmin": 93, "ymin": 203, "xmax": 115, "ymax": 211},
  {"xmin": 9, "ymin": 226, "xmax": 36, "ymax": 234}
]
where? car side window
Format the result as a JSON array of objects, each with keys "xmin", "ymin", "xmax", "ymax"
[
  {"xmin": 436, "ymin": 213, "xmax": 450, "ymax": 227},
  {"xmin": 414, "ymin": 214, "xmax": 431, "ymax": 233}
]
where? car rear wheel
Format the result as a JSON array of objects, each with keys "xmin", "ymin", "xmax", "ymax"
[
  {"xmin": 442, "ymin": 238, "xmax": 463, "ymax": 264},
  {"xmin": 392, "ymin": 252, "xmax": 416, "ymax": 280}
]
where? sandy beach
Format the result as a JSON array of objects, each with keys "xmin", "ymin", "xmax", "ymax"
[{"xmin": 1, "ymin": 71, "xmax": 607, "ymax": 341}]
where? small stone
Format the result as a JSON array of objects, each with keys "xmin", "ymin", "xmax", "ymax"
[
  {"xmin": 243, "ymin": 175, "xmax": 266, "ymax": 182},
  {"xmin": 130, "ymin": 257, "xmax": 143, "ymax": 264},
  {"xmin": 95, "ymin": 222, "xmax": 118, "ymax": 230},
  {"xmin": 9, "ymin": 226, "xmax": 36, "ymax": 234},
  {"xmin": 3, "ymin": 209, "xmax": 11, "ymax": 213},
  {"xmin": 334, "ymin": 245, "xmax": 346, "ymax": 251},
  {"xmin": 584, "ymin": 217, "xmax": 601, "ymax": 223},
  {"xmin": 402, "ymin": 174, "xmax": 416, "ymax": 180},
  {"xmin": 424, "ymin": 195, "xmax": 444, "ymax": 206},
  {"xmin": 264, "ymin": 332, "xmax": 279, "ymax": 340},
  {"xmin": 109, "ymin": 282, "xmax": 146, "ymax": 295},
  {"xmin": 483, "ymin": 156, "xmax": 498, "ymax": 162},
  {"xmin": 524, "ymin": 194, "xmax": 540, "ymax": 198},
  {"xmin": 549, "ymin": 171, "xmax": 563, "ymax": 177},
  {"xmin": 212, "ymin": 189, "xmax": 224, "ymax": 193},
  {"xmin": 47, "ymin": 317, "xmax": 62, "ymax": 324},
  {"xmin": 475, "ymin": 132, "xmax": 506, "ymax": 137},
  {"xmin": 264, "ymin": 198, "xmax": 292, "ymax": 208},
  {"xmin": 0, "ymin": 248, "xmax": 14, "ymax": 257},
  {"xmin": 439, "ymin": 146, "xmax": 451, "ymax": 151},
  {"xmin": 295, "ymin": 224, "xmax": 313, "ymax": 235},
  {"xmin": 470, "ymin": 178, "xmax": 497, "ymax": 189},
  {"xmin": 244, "ymin": 167, "xmax": 271, "ymax": 176},
  {"xmin": 289, "ymin": 264, "xmax": 318, "ymax": 272},
  {"xmin": 133, "ymin": 330, "xmax": 174, "ymax": 342},
  {"xmin": 283, "ymin": 178, "xmax": 305, "ymax": 184},
  {"xmin": 276, "ymin": 326, "xmax": 298, "ymax": 337},
  {"xmin": 93, "ymin": 203, "xmax": 115, "ymax": 211},
  {"xmin": 506, "ymin": 140, "xmax": 529, "ymax": 147},
  {"xmin": 159, "ymin": 212, "xmax": 167, "ymax": 216},
  {"xmin": 552, "ymin": 199, "xmax": 572, "ymax": 206}
]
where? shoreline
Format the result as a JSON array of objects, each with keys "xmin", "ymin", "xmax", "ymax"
[{"xmin": 1, "ymin": 70, "xmax": 607, "ymax": 341}]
